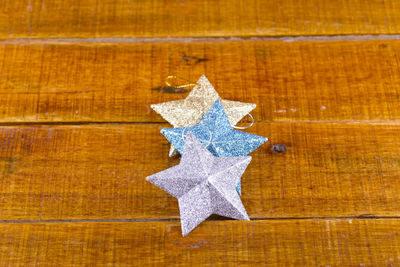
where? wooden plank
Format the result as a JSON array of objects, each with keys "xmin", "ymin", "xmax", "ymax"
[
  {"xmin": 1, "ymin": 123, "xmax": 400, "ymax": 220},
  {"xmin": 1, "ymin": 0, "xmax": 400, "ymax": 38},
  {"xmin": 1, "ymin": 40, "xmax": 400, "ymax": 122},
  {"xmin": 0, "ymin": 219, "xmax": 399, "ymax": 266}
]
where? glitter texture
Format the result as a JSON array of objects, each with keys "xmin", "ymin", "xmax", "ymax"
[
  {"xmin": 146, "ymin": 132, "xmax": 251, "ymax": 236},
  {"xmin": 151, "ymin": 75, "xmax": 256, "ymax": 156},
  {"xmin": 160, "ymin": 99, "xmax": 268, "ymax": 194}
]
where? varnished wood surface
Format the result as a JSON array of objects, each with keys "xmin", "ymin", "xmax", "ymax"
[
  {"xmin": 1, "ymin": 220, "xmax": 400, "ymax": 266},
  {"xmin": 0, "ymin": 123, "xmax": 400, "ymax": 220},
  {"xmin": 2, "ymin": 0, "xmax": 400, "ymax": 265},
  {"xmin": 1, "ymin": 40, "xmax": 400, "ymax": 123},
  {"xmin": 1, "ymin": 0, "xmax": 400, "ymax": 38}
]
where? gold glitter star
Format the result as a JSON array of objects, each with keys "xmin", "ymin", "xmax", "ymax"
[{"xmin": 151, "ymin": 75, "xmax": 256, "ymax": 156}]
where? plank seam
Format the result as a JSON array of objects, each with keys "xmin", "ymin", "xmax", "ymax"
[
  {"xmin": 0, "ymin": 216, "xmax": 398, "ymax": 223},
  {"xmin": 2, "ymin": 34, "xmax": 400, "ymax": 44},
  {"xmin": 0, "ymin": 120, "xmax": 398, "ymax": 126}
]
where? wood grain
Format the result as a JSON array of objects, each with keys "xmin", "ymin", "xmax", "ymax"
[
  {"xmin": 1, "ymin": 0, "xmax": 400, "ymax": 38},
  {"xmin": 2, "ymin": 0, "xmax": 400, "ymax": 265},
  {"xmin": 1, "ymin": 123, "xmax": 400, "ymax": 220},
  {"xmin": 1, "ymin": 219, "xmax": 399, "ymax": 266},
  {"xmin": 1, "ymin": 40, "xmax": 400, "ymax": 123}
]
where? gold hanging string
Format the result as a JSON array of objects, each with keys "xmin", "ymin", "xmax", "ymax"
[{"xmin": 165, "ymin": 75, "xmax": 200, "ymax": 89}]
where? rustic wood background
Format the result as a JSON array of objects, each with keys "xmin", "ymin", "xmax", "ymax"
[{"xmin": 1, "ymin": 0, "xmax": 400, "ymax": 266}]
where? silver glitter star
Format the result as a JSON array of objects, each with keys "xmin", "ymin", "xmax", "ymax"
[
  {"xmin": 151, "ymin": 75, "xmax": 256, "ymax": 156},
  {"xmin": 146, "ymin": 132, "xmax": 251, "ymax": 236}
]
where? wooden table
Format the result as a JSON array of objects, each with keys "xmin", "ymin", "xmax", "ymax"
[{"xmin": 1, "ymin": 0, "xmax": 400, "ymax": 266}]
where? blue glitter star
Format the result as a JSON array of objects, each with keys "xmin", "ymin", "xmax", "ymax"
[{"xmin": 161, "ymin": 99, "xmax": 268, "ymax": 194}]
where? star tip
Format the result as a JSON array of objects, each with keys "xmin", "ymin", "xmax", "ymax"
[
  {"xmin": 169, "ymin": 148, "xmax": 180, "ymax": 157},
  {"xmin": 199, "ymin": 74, "xmax": 211, "ymax": 82},
  {"xmin": 150, "ymin": 103, "xmax": 160, "ymax": 111},
  {"xmin": 181, "ymin": 225, "xmax": 190, "ymax": 237},
  {"xmin": 239, "ymin": 155, "xmax": 251, "ymax": 164},
  {"xmin": 212, "ymin": 99, "xmax": 222, "ymax": 108}
]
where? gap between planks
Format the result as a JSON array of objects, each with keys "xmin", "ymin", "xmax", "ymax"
[
  {"xmin": 0, "ymin": 216, "xmax": 400, "ymax": 224},
  {"xmin": 0, "ymin": 120, "xmax": 399, "ymax": 127},
  {"xmin": 2, "ymin": 34, "xmax": 400, "ymax": 44}
]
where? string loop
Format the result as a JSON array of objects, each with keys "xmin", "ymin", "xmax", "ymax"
[
  {"xmin": 232, "ymin": 113, "xmax": 255, "ymax": 130},
  {"xmin": 165, "ymin": 75, "xmax": 199, "ymax": 89},
  {"xmin": 181, "ymin": 125, "xmax": 213, "ymax": 148}
]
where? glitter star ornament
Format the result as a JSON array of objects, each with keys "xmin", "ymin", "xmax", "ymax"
[
  {"xmin": 151, "ymin": 75, "xmax": 256, "ymax": 156},
  {"xmin": 146, "ymin": 132, "xmax": 251, "ymax": 236},
  {"xmin": 161, "ymin": 99, "xmax": 267, "ymax": 194},
  {"xmin": 160, "ymin": 99, "xmax": 267, "ymax": 157}
]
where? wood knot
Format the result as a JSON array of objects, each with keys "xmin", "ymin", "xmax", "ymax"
[
  {"xmin": 272, "ymin": 144, "xmax": 287, "ymax": 154},
  {"xmin": 181, "ymin": 54, "xmax": 209, "ymax": 65},
  {"xmin": 151, "ymin": 86, "xmax": 188, "ymax": 94}
]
